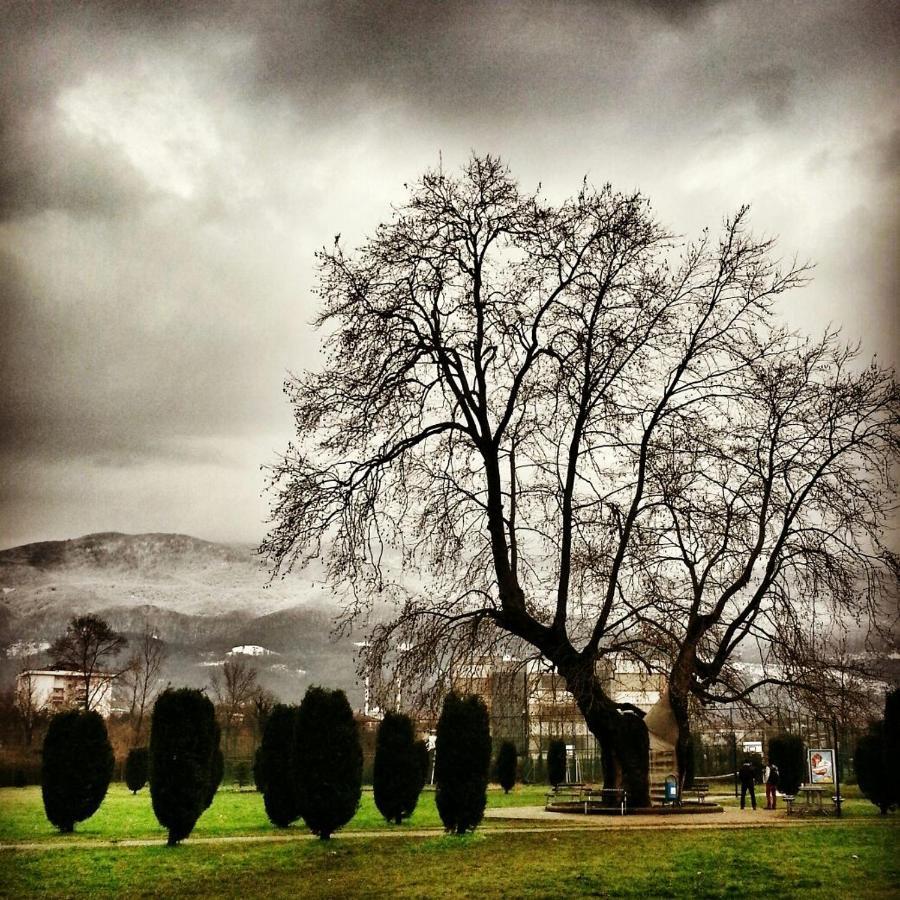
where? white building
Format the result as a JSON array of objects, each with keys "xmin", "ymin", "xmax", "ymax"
[{"xmin": 16, "ymin": 669, "xmax": 117, "ymax": 718}]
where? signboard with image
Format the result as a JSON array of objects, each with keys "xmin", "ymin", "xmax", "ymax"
[{"xmin": 808, "ymin": 748, "xmax": 835, "ymax": 784}]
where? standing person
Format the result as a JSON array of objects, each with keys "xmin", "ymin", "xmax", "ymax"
[
  {"xmin": 739, "ymin": 760, "xmax": 757, "ymax": 810},
  {"xmin": 764, "ymin": 759, "xmax": 780, "ymax": 810}
]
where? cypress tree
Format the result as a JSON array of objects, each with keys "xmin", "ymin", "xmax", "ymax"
[
  {"xmin": 295, "ymin": 686, "xmax": 362, "ymax": 839},
  {"xmin": 373, "ymin": 711, "xmax": 422, "ymax": 824},
  {"xmin": 41, "ymin": 709, "xmax": 114, "ymax": 833},
  {"xmin": 547, "ymin": 739, "xmax": 567, "ymax": 788},
  {"xmin": 494, "ymin": 740, "xmax": 518, "ymax": 794},
  {"xmin": 203, "ymin": 720, "xmax": 224, "ymax": 811},
  {"xmin": 884, "ymin": 688, "xmax": 899, "ymax": 808},
  {"xmin": 149, "ymin": 688, "xmax": 220, "ymax": 846},
  {"xmin": 855, "ymin": 688, "xmax": 900, "ymax": 815},
  {"xmin": 767, "ymin": 733, "xmax": 805, "ymax": 795},
  {"xmin": 124, "ymin": 747, "xmax": 149, "ymax": 794},
  {"xmin": 414, "ymin": 738, "xmax": 431, "ymax": 792},
  {"xmin": 855, "ymin": 724, "xmax": 892, "ymax": 813},
  {"xmin": 258, "ymin": 704, "xmax": 302, "ymax": 827},
  {"xmin": 434, "ymin": 693, "xmax": 491, "ymax": 834}
]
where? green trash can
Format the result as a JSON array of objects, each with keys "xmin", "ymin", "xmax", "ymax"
[{"xmin": 664, "ymin": 775, "xmax": 678, "ymax": 805}]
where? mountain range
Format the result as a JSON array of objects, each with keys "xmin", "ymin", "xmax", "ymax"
[{"xmin": 0, "ymin": 532, "xmax": 364, "ymax": 707}]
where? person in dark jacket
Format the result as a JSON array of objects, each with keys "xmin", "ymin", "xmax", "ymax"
[{"xmin": 739, "ymin": 760, "xmax": 757, "ymax": 810}]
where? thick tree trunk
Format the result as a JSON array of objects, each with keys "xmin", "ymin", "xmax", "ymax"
[
  {"xmin": 558, "ymin": 658, "xmax": 650, "ymax": 808},
  {"xmin": 667, "ymin": 641, "xmax": 697, "ymax": 797}
]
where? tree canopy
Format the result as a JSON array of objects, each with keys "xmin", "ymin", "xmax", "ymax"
[
  {"xmin": 263, "ymin": 155, "xmax": 899, "ymax": 803},
  {"xmin": 49, "ymin": 615, "xmax": 127, "ymax": 712}
]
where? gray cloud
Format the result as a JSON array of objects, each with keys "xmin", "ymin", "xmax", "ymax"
[{"xmin": 0, "ymin": 0, "xmax": 897, "ymax": 547}]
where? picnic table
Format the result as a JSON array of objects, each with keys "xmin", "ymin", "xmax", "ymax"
[{"xmin": 785, "ymin": 784, "xmax": 840, "ymax": 815}]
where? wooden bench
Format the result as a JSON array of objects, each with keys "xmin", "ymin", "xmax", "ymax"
[
  {"xmin": 545, "ymin": 784, "xmax": 628, "ymax": 816},
  {"xmin": 684, "ymin": 781, "xmax": 709, "ymax": 804}
]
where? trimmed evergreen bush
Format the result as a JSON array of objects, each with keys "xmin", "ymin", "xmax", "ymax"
[
  {"xmin": 258, "ymin": 704, "xmax": 302, "ymax": 827},
  {"xmin": 547, "ymin": 739, "xmax": 567, "ymax": 788},
  {"xmin": 124, "ymin": 747, "xmax": 149, "ymax": 794},
  {"xmin": 149, "ymin": 688, "xmax": 220, "ymax": 846},
  {"xmin": 373, "ymin": 711, "xmax": 422, "ymax": 824},
  {"xmin": 494, "ymin": 740, "xmax": 517, "ymax": 794},
  {"xmin": 295, "ymin": 686, "xmax": 362, "ymax": 839},
  {"xmin": 855, "ymin": 723, "xmax": 892, "ymax": 813},
  {"xmin": 855, "ymin": 688, "xmax": 900, "ymax": 815},
  {"xmin": 414, "ymin": 738, "xmax": 431, "ymax": 793},
  {"xmin": 767, "ymin": 733, "xmax": 805, "ymax": 795},
  {"xmin": 434, "ymin": 692, "xmax": 491, "ymax": 834},
  {"xmin": 41, "ymin": 709, "xmax": 114, "ymax": 833},
  {"xmin": 204, "ymin": 736, "xmax": 224, "ymax": 810},
  {"xmin": 234, "ymin": 761, "xmax": 250, "ymax": 788},
  {"xmin": 885, "ymin": 687, "xmax": 899, "ymax": 807}
]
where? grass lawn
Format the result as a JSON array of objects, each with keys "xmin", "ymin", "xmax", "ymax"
[
  {"xmin": 1, "ymin": 817, "xmax": 898, "ymax": 898},
  {"xmin": 0, "ymin": 783, "xmax": 550, "ymax": 843},
  {"xmin": 2, "ymin": 783, "xmax": 897, "ymax": 898}
]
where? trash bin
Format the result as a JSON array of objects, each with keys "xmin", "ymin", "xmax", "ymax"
[{"xmin": 664, "ymin": 775, "xmax": 678, "ymax": 805}]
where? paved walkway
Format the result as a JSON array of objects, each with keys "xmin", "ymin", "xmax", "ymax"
[
  {"xmin": 1, "ymin": 806, "xmax": 856, "ymax": 853},
  {"xmin": 484, "ymin": 805, "xmax": 800, "ymax": 829}
]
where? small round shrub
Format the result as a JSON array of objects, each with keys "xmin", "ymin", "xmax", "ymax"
[
  {"xmin": 494, "ymin": 740, "xmax": 517, "ymax": 794},
  {"xmin": 547, "ymin": 739, "xmax": 567, "ymax": 788},
  {"xmin": 434, "ymin": 693, "xmax": 491, "ymax": 834},
  {"xmin": 41, "ymin": 709, "xmax": 114, "ymax": 833},
  {"xmin": 295, "ymin": 687, "xmax": 362, "ymax": 839},
  {"xmin": 125, "ymin": 747, "xmax": 149, "ymax": 794},
  {"xmin": 373, "ymin": 711, "xmax": 422, "ymax": 824}
]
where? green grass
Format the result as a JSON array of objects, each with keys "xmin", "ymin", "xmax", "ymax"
[
  {"xmin": 0, "ymin": 784, "xmax": 550, "ymax": 843},
  {"xmin": 1, "ymin": 817, "xmax": 897, "ymax": 898}
]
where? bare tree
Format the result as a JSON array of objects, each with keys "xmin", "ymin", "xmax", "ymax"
[
  {"xmin": 210, "ymin": 657, "xmax": 258, "ymax": 752},
  {"xmin": 49, "ymin": 615, "xmax": 127, "ymax": 712},
  {"xmin": 122, "ymin": 623, "xmax": 167, "ymax": 745},
  {"xmin": 638, "ymin": 332, "xmax": 898, "ymax": 786},
  {"xmin": 15, "ymin": 660, "xmax": 41, "ymax": 746},
  {"xmin": 262, "ymin": 156, "xmax": 897, "ymax": 805}
]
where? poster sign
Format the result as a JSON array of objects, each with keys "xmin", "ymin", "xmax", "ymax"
[
  {"xmin": 742, "ymin": 741, "xmax": 762, "ymax": 754},
  {"xmin": 808, "ymin": 749, "xmax": 835, "ymax": 784}
]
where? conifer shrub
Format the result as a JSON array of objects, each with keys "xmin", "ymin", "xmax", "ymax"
[
  {"xmin": 767, "ymin": 733, "xmax": 805, "ymax": 795},
  {"xmin": 294, "ymin": 686, "xmax": 362, "ymax": 839},
  {"xmin": 204, "ymin": 732, "xmax": 224, "ymax": 810},
  {"xmin": 434, "ymin": 693, "xmax": 491, "ymax": 834},
  {"xmin": 258, "ymin": 704, "xmax": 302, "ymax": 827},
  {"xmin": 253, "ymin": 745, "xmax": 267, "ymax": 793},
  {"xmin": 495, "ymin": 740, "xmax": 518, "ymax": 794},
  {"xmin": 124, "ymin": 747, "xmax": 149, "ymax": 794},
  {"xmin": 41, "ymin": 709, "xmax": 114, "ymax": 833},
  {"xmin": 855, "ymin": 688, "xmax": 900, "ymax": 814},
  {"xmin": 149, "ymin": 688, "xmax": 220, "ymax": 846},
  {"xmin": 547, "ymin": 739, "xmax": 567, "ymax": 788},
  {"xmin": 855, "ymin": 724, "xmax": 892, "ymax": 813},
  {"xmin": 234, "ymin": 761, "xmax": 250, "ymax": 789},
  {"xmin": 414, "ymin": 738, "xmax": 431, "ymax": 793},
  {"xmin": 373, "ymin": 711, "xmax": 422, "ymax": 824},
  {"xmin": 885, "ymin": 687, "xmax": 899, "ymax": 807}
]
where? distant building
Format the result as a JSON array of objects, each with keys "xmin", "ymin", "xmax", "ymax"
[
  {"xmin": 16, "ymin": 669, "xmax": 117, "ymax": 718},
  {"xmin": 450, "ymin": 655, "xmax": 670, "ymax": 783}
]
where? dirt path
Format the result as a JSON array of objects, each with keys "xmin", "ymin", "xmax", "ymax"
[{"xmin": 0, "ymin": 809, "xmax": 858, "ymax": 853}]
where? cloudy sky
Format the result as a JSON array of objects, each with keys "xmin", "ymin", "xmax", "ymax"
[{"xmin": 1, "ymin": 0, "xmax": 897, "ymax": 550}]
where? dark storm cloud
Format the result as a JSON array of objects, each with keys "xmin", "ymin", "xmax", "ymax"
[{"xmin": 0, "ymin": 0, "xmax": 897, "ymax": 546}]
